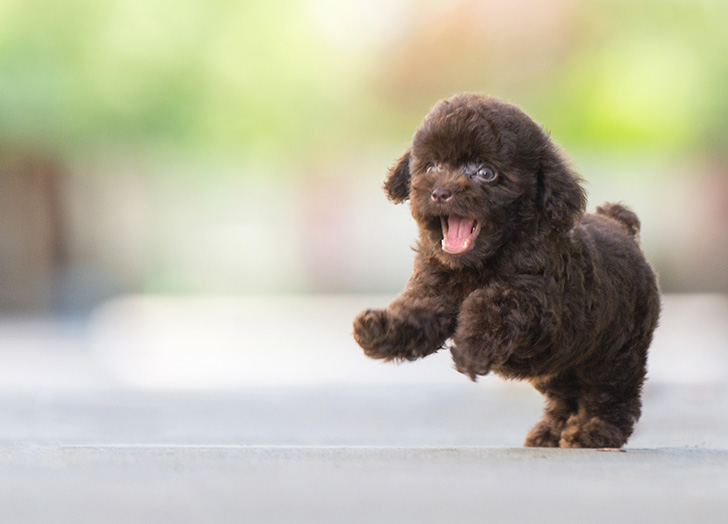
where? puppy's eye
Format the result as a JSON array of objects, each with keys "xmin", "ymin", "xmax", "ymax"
[
  {"xmin": 476, "ymin": 167, "xmax": 497, "ymax": 182},
  {"xmin": 426, "ymin": 164, "xmax": 439, "ymax": 173}
]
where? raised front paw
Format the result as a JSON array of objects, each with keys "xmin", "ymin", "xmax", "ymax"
[
  {"xmin": 450, "ymin": 285, "xmax": 535, "ymax": 379},
  {"xmin": 450, "ymin": 342, "xmax": 493, "ymax": 381},
  {"xmin": 353, "ymin": 307, "xmax": 445, "ymax": 361},
  {"xmin": 353, "ymin": 309, "xmax": 404, "ymax": 361},
  {"xmin": 353, "ymin": 309, "xmax": 418, "ymax": 361}
]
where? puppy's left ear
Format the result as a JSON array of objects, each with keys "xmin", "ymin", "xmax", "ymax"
[
  {"xmin": 383, "ymin": 149, "xmax": 411, "ymax": 203},
  {"xmin": 538, "ymin": 153, "xmax": 587, "ymax": 233}
]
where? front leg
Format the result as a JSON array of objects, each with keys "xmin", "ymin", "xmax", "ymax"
[
  {"xmin": 354, "ymin": 298, "xmax": 455, "ymax": 362},
  {"xmin": 451, "ymin": 283, "xmax": 556, "ymax": 379}
]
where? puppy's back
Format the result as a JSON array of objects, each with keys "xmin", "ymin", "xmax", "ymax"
[{"xmin": 574, "ymin": 206, "xmax": 659, "ymax": 337}]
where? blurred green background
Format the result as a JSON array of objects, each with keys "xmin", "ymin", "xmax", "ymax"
[{"xmin": 1, "ymin": 0, "xmax": 727, "ymax": 312}]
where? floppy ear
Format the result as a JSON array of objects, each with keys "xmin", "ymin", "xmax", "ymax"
[
  {"xmin": 383, "ymin": 149, "xmax": 411, "ymax": 203},
  {"xmin": 538, "ymin": 154, "xmax": 587, "ymax": 233}
]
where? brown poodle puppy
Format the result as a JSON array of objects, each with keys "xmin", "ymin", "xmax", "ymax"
[{"xmin": 353, "ymin": 94, "xmax": 660, "ymax": 448}]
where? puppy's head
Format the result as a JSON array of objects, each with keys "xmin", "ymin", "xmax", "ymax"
[{"xmin": 384, "ymin": 93, "xmax": 585, "ymax": 268}]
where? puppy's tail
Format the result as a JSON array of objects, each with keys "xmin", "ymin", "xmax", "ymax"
[{"xmin": 596, "ymin": 203, "xmax": 641, "ymax": 238}]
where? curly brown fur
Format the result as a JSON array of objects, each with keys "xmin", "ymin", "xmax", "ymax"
[{"xmin": 353, "ymin": 93, "xmax": 661, "ymax": 449}]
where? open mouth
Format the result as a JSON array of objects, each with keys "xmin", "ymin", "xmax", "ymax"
[{"xmin": 440, "ymin": 215, "xmax": 480, "ymax": 255}]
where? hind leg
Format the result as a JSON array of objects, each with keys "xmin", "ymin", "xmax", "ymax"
[
  {"xmin": 559, "ymin": 341, "xmax": 648, "ymax": 448},
  {"xmin": 525, "ymin": 374, "xmax": 579, "ymax": 448},
  {"xmin": 559, "ymin": 385, "xmax": 642, "ymax": 449}
]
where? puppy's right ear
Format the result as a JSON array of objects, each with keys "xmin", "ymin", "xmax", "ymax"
[{"xmin": 383, "ymin": 149, "xmax": 411, "ymax": 203}]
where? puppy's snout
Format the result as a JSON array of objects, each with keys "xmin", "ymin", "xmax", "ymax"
[{"xmin": 431, "ymin": 188, "xmax": 453, "ymax": 203}]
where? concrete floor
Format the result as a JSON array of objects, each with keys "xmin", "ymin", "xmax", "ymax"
[{"xmin": 0, "ymin": 294, "xmax": 727, "ymax": 523}]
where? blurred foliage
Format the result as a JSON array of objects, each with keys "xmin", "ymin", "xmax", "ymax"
[
  {"xmin": 1, "ymin": 0, "xmax": 727, "ymax": 165},
  {"xmin": 544, "ymin": 0, "xmax": 728, "ymax": 156},
  {"xmin": 0, "ymin": 0, "xmax": 371, "ymax": 165}
]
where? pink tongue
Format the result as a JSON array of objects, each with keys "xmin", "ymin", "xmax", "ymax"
[{"xmin": 443, "ymin": 215, "xmax": 475, "ymax": 254}]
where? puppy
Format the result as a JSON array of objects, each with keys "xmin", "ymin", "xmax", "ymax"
[{"xmin": 353, "ymin": 94, "xmax": 660, "ymax": 448}]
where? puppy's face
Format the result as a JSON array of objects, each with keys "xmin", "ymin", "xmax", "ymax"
[
  {"xmin": 409, "ymin": 154, "xmax": 526, "ymax": 268},
  {"xmin": 384, "ymin": 94, "xmax": 585, "ymax": 269},
  {"xmin": 385, "ymin": 95, "xmax": 548, "ymax": 267}
]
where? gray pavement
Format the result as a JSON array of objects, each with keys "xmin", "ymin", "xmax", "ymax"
[
  {"xmin": 2, "ymin": 444, "xmax": 726, "ymax": 524},
  {"xmin": 0, "ymin": 294, "xmax": 727, "ymax": 523},
  {"xmin": 1, "ymin": 383, "xmax": 727, "ymax": 523}
]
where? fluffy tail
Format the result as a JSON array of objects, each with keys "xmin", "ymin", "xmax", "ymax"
[{"xmin": 596, "ymin": 203, "xmax": 641, "ymax": 238}]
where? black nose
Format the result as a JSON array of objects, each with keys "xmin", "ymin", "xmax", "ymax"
[{"xmin": 431, "ymin": 188, "xmax": 452, "ymax": 203}]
